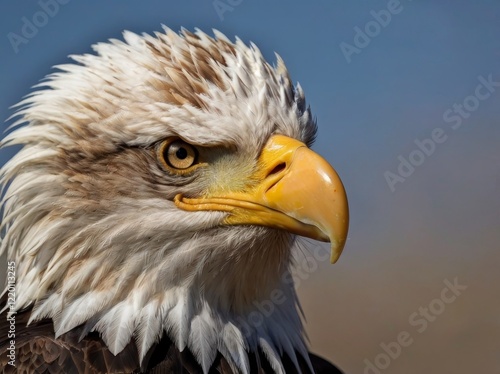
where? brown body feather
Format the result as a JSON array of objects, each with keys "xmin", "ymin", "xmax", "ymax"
[{"xmin": 0, "ymin": 301, "xmax": 343, "ymax": 373}]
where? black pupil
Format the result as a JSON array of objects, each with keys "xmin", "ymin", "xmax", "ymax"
[{"xmin": 176, "ymin": 147, "xmax": 188, "ymax": 160}]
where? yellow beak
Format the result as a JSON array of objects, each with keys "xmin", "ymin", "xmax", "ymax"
[{"xmin": 174, "ymin": 135, "xmax": 349, "ymax": 263}]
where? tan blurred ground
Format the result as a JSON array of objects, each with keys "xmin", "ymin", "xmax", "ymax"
[{"xmin": 299, "ymin": 240, "xmax": 500, "ymax": 374}]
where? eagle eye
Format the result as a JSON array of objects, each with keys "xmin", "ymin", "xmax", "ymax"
[{"xmin": 159, "ymin": 139, "xmax": 198, "ymax": 171}]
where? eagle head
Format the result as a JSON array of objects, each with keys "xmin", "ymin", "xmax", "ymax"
[{"xmin": 1, "ymin": 28, "xmax": 348, "ymax": 373}]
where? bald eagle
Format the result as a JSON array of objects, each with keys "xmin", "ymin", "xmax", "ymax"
[{"xmin": 0, "ymin": 28, "xmax": 348, "ymax": 373}]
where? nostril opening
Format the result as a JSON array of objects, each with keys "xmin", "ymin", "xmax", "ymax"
[{"xmin": 268, "ymin": 162, "xmax": 286, "ymax": 177}]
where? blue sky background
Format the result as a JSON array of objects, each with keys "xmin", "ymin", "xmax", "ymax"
[{"xmin": 1, "ymin": 1, "xmax": 499, "ymax": 373}]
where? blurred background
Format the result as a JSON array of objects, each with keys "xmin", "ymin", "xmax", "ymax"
[{"xmin": 1, "ymin": 1, "xmax": 499, "ymax": 373}]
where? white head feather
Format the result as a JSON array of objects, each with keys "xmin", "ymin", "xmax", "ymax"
[{"xmin": 1, "ymin": 27, "xmax": 318, "ymax": 374}]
